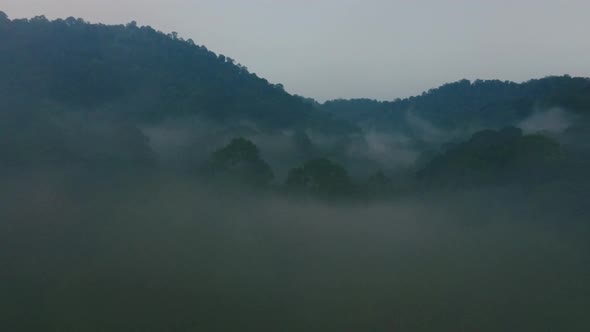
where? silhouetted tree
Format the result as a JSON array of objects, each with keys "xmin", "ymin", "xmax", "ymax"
[
  {"xmin": 286, "ymin": 158, "xmax": 353, "ymax": 196},
  {"xmin": 209, "ymin": 138, "xmax": 274, "ymax": 186},
  {"xmin": 418, "ymin": 127, "xmax": 565, "ymax": 187}
]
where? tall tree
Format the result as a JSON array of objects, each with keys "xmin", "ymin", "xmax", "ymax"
[{"xmin": 209, "ymin": 138, "xmax": 274, "ymax": 186}]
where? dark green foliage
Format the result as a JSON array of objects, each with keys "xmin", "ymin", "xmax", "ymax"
[
  {"xmin": 0, "ymin": 14, "xmax": 351, "ymax": 133},
  {"xmin": 209, "ymin": 138, "xmax": 274, "ymax": 186},
  {"xmin": 322, "ymin": 76, "xmax": 590, "ymax": 132},
  {"xmin": 0, "ymin": 12, "xmax": 588, "ymax": 197},
  {"xmin": 0, "ymin": 109, "xmax": 154, "ymax": 168},
  {"xmin": 418, "ymin": 127, "xmax": 565, "ymax": 187},
  {"xmin": 1, "ymin": 12, "xmax": 590, "ymax": 332},
  {"xmin": 543, "ymin": 85, "xmax": 590, "ymax": 113},
  {"xmin": 286, "ymin": 158, "xmax": 353, "ymax": 196},
  {"xmin": 0, "ymin": 13, "xmax": 358, "ymax": 171}
]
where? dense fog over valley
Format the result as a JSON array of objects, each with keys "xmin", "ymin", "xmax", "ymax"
[
  {"xmin": 3, "ymin": 171, "xmax": 589, "ymax": 331},
  {"xmin": 1, "ymin": 10, "xmax": 590, "ymax": 331}
]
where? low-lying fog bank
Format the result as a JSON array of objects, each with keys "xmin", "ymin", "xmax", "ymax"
[{"xmin": 2, "ymin": 170, "xmax": 589, "ymax": 332}]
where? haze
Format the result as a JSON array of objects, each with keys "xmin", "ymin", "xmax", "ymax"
[
  {"xmin": 2, "ymin": 8, "xmax": 590, "ymax": 330},
  {"xmin": 4, "ymin": 0, "xmax": 590, "ymax": 101}
]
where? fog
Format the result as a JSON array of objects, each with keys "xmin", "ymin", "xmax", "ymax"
[
  {"xmin": 1, "ymin": 6, "xmax": 589, "ymax": 331},
  {"xmin": 2, "ymin": 169, "xmax": 589, "ymax": 331},
  {"xmin": 520, "ymin": 107, "xmax": 574, "ymax": 135},
  {"xmin": 140, "ymin": 116, "xmax": 413, "ymax": 177}
]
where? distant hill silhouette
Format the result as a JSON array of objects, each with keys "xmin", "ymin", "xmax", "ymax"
[
  {"xmin": 1, "ymin": 11, "xmax": 589, "ymax": 177},
  {"xmin": 0, "ymin": 12, "xmax": 351, "ymax": 133},
  {"xmin": 321, "ymin": 76, "xmax": 590, "ymax": 132}
]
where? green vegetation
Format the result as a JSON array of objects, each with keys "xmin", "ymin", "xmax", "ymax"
[
  {"xmin": 0, "ymin": 12, "xmax": 589, "ymax": 198},
  {"xmin": 0, "ymin": 12, "xmax": 351, "ymax": 133},
  {"xmin": 418, "ymin": 127, "xmax": 565, "ymax": 187},
  {"xmin": 286, "ymin": 158, "xmax": 354, "ymax": 197},
  {"xmin": 1, "ymin": 11, "xmax": 590, "ymax": 332},
  {"xmin": 208, "ymin": 137, "xmax": 274, "ymax": 186},
  {"xmin": 321, "ymin": 77, "xmax": 590, "ymax": 131}
]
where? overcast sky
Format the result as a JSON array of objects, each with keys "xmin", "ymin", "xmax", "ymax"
[{"xmin": 3, "ymin": 0, "xmax": 590, "ymax": 101}]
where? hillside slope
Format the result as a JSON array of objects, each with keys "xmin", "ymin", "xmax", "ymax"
[{"xmin": 0, "ymin": 12, "xmax": 350, "ymax": 132}]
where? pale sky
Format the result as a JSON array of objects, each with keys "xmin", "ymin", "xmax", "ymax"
[{"xmin": 3, "ymin": 0, "xmax": 590, "ymax": 101}]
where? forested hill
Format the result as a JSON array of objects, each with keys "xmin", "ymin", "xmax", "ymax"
[
  {"xmin": 0, "ymin": 12, "xmax": 349, "ymax": 132},
  {"xmin": 322, "ymin": 76, "xmax": 590, "ymax": 130},
  {"xmin": 2, "ymin": 11, "xmax": 590, "ymax": 174},
  {"xmin": 3, "ymin": 11, "xmax": 589, "ymax": 136}
]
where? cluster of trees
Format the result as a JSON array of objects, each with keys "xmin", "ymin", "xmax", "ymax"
[
  {"xmin": 205, "ymin": 128, "xmax": 572, "ymax": 198},
  {"xmin": 417, "ymin": 127, "xmax": 565, "ymax": 187},
  {"xmin": 205, "ymin": 137, "xmax": 357, "ymax": 197},
  {"xmin": 207, "ymin": 137, "xmax": 274, "ymax": 186},
  {"xmin": 2, "ymin": 12, "xmax": 590, "ymax": 332},
  {"xmin": 1, "ymin": 12, "xmax": 589, "ymax": 204}
]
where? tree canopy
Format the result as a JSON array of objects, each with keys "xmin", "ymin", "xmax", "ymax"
[
  {"xmin": 208, "ymin": 137, "xmax": 274, "ymax": 186},
  {"xmin": 321, "ymin": 76, "xmax": 590, "ymax": 133},
  {"xmin": 0, "ymin": 14, "xmax": 352, "ymax": 133},
  {"xmin": 286, "ymin": 158, "xmax": 354, "ymax": 196},
  {"xmin": 418, "ymin": 127, "xmax": 565, "ymax": 187}
]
